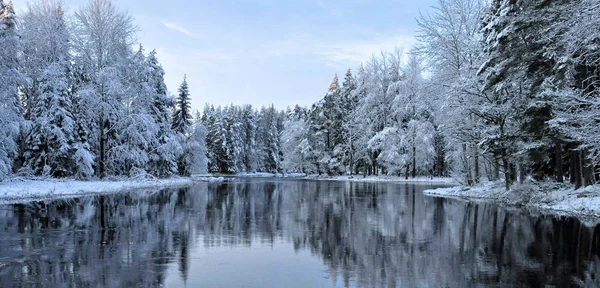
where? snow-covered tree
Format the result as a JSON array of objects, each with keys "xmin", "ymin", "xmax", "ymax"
[
  {"xmin": 257, "ymin": 106, "xmax": 282, "ymax": 173},
  {"xmin": 23, "ymin": 62, "xmax": 76, "ymax": 177},
  {"xmin": 416, "ymin": 0, "xmax": 485, "ymax": 183},
  {"xmin": 172, "ymin": 75, "xmax": 193, "ymax": 134},
  {"xmin": 20, "ymin": 0, "xmax": 75, "ymax": 177},
  {"xmin": 71, "ymin": 0, "xmax": 136, "ymax": 178},
  {"xmin": 179, "ymin": 121, "xmax": 208, "ymax": 176},
  {"xmin": 146, "ymin": 49, "xmax": 179, "ymax": 177},
  {"xmin": 281, "ymin": 107, "xmax": 314, "ymax": 173},
  {"xmin": 0, "ymin": 0, "xmax": 25, "ymax": 180},
  {"xmin": 240, "ymin": 105, "xmax": 258, "ymax": 172}
]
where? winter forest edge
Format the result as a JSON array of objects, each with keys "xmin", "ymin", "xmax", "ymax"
[{"xmin": 1, "ymin": 0, "xmax": 600, "ymax": 192}]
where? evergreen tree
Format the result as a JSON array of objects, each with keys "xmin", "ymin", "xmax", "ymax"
[
  {"xmin": 24, "ymin": 62, "xmax": 75, "ymax": 177},
  {"xmin": 172, "ymin": 75, "xmax": 193, "ymax": 134},
  {"xmin": 146, "ymin": 49, "xmax": 179, "ymax": 177},
  {"xmin": 0, "ymin": 0, "xmax": 25, "ymax": 180},
  {"xmin": 241, "ymin": 104, "xmax": 257, "ymax": 172}
]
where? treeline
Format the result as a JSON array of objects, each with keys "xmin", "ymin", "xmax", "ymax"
[
  {"xmin": 0, "ymin": 0, "xmax": 207, "ymax": 179},
  {"xmin": 201, "ymin": 104, "xmax": 286, "ymax": 174},
  {"xmin": 4, "ymin": 0, "xmax": 600, "ymax": 190},
  {"xmin": 279, "ymin": 0, "xmax": 600, "ymax": 189}
]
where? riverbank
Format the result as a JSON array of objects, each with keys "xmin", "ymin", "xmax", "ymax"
[
  {"xmin": 424, "ymin": 181, "xmax": 600, "ymax": 219},
  {"xmin": 304, "ymin": 175, "xmax": 457, "ymax": 185},
  {"xmin": 0, "ymin": 176, "xmax": 222, "ymax": 204}
]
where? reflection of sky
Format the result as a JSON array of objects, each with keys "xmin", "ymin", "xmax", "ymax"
[
  {"xmin": 164, "ymin": 237, "xmax": 348, "ymax": 288},
  {"xmin": 11, "ymin": 0, "xmax": 437, "ymax": 111}
]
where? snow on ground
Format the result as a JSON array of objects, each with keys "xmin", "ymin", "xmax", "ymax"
[
  {"xmin": 424, "ymin": 181, "xmax": 600, "ymax": 221},
  {"xmin": 225, "ymin": 172, "xmax": 308, "ymax": 178},
  {"xmin": 0, "ymin": 177, "xmax": 219, "ymax": 205},
  {"xmin": 305, "ymin": 175, "xmax": 457, "ymax": 184}
]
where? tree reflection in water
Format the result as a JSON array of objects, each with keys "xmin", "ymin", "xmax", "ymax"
[{"xmin": 0, "ymin": 180, "xmax": 599, "ymax": 287}]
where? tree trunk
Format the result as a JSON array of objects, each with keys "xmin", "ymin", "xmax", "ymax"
[
  {"xmin": 572, "ymin": 149, "xmax": 582, "ymax": 189},
  {"xmin": 583, "ymin": 149, "xmax": 594, "ymax": 187},
  {"xmin": 519, "ymin": 159, "xmax": 525, "ymax": 185},
  {"xmin": 501, "ymin": 149, "xmax": 511, "ymax": 190},
  {"xmin": 99, "ymin": 116, "xmax": 106, "ymax": 179},
  {"xmin": 462, "ymin": 143, "xmax": 472, "ymax": 185},
  {"xmin": 555, "ymin": 143, "xmax": 564, "ymax": 183},
  {"xmin": 493, "ymin": 156, "xmax": 500, "ymax": 181},
  {"xmin": 349, "ymin": 153, "xmax": 354, "ymax": 176},
  {"xmin": 474, "ymin": 143, "xmax": 480, "ymax": 183},
  {"xmin": 412, "ymin": 143, "xmax": 417, "ymax": 178}
]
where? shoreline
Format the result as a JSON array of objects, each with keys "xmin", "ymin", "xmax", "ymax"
[
  {"xmin": 230, "ymin": 172, "xmax": 457, "ymax": 185},
  {"xmin": 424, "ymin": 181, "xmax": 600, "ymax": 223},
  {"xmin": 0, "ymin": 176, "xmax": 223, "ymax": 205},
  {"xmin": 0, "ymin": 174, "xmax": 456, "ymax": 205},
  {"xmin": 302, "ymin": 175, "xmax": 457, "ymax": 185}
]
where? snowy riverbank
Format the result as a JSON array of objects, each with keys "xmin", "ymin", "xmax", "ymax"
[
  {"xmin": 424, "ymin": 181, "xmax": 600, "ymax": 219},
  {"xmin": 0, "ymin": 176, "xmax": 224, "ymax": 204},
  {"xmin": 304, "ymin": 175, "xmax": 457, "ymax": 184},
  {"xmin": 233, "ymin": 173, "xmax": 457, "ymax": 184}
]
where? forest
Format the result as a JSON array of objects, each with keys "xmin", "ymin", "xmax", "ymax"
[{"xmin": 2, "ymin": 0, "xmax": 600, "ymax": 190}]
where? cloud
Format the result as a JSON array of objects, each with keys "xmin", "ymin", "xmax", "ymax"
[
  {"xmin": 160, "ymin": 20, "xmax": 196, "ymax": 37},
  {"xmin": 316, "ymin": 35, "xmax": 416, "ymax": 67},
  {"xmin": 261, "ymin": 34, "xmax": 416, "ymax": 69}
]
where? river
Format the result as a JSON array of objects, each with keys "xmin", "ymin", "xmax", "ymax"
[{"xmin": 0, "ymin": 179, "xmax": 598, "ymax": 287}]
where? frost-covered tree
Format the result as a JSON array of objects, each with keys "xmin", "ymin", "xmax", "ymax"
[
  {"xmin": 172, "ymin": 76, "xmax": 193, "ymax": 134},
  {"xmin": 203, "ymin": 105, "xmax": 229, "ymax": 173},
  {"xmin": 281, "ymin": 107, "xmax": 314, "ymax": 173},
  {"xmin": 240, "ymin": 105, "xmax": 258, "ymax": 172},
  {"xmin": 146, "ymin": 49, "xmax": 179, "ymax": 177},
  {"xmin": 257, "ymin": 106, "xmax": 282, "ymax": 173},
  {"xmin": 20, "ymin": 0, "xmax": 76, "ymax": 177},
  {"xmin": 20, "ymin": 0, "xmax": 69, "ymax": 120},
  {"xmin": 71, "ymin": 0, "xmax": 136, "ymax": 178},
  {"xmin": 477, "ymin": 0, "xmax": 575, "ymax": 188},
  {"xmin": 0, "ymin": 0, "xmax": 25, "ymax": 180},
  {"xmin": 179, "ymin": 121, "xmax": 208, "ymax": 176},
  {"xmin": 24, "ymin": 63, "xmax": 76, "ymax": 177},
  {"xmin": 416, "ymin": 0, "xmax": 485, "ymax": 183}
]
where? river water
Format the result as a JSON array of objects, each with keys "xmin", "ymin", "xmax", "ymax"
[{"xmin": 0, "ymin": 179, "xmax": 599, "ymax": 287}]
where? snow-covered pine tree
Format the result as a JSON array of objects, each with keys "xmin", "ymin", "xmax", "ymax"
[
  {"xmin": 478, "ymin": 0, "xmax": 574, "ymax": 188},
  {"xmin": 24, "ymin": 62, "xmax": 76, "ymax": 177},
  {"xmin": 338, "ymin": 68, "xmax": 358, "ymax": 174},
  {"xmin": 204, "ymin": 105, "xmax": 229, "ymax": 173},
  {"xmin": 172, "ymin": 75, "xmax": 193, "ymax": 134},
  {"xmin": 543, "ymin": 0, "xmax": 599, "ymax": 187},
  {"xmin": 308, "ymin": 74, "xmax": 344, "ymax": 175},
  {"xmin": 257, "ymin": 106, "xmax": 282, "ymax": 173},
  {"xmin": 21, "ymin": 0, "xmax": 75, "ymax": 177},
  {"xmin": 146, "ymin": 49, "xmax": 179, "ymax": 177},
  {"xmin": 240, "ymin": 104, "xmax": 258, "ymax": 172},
  {"xmin": 170, "ymin": 75, "xmax": 196, "ymax": 175},
  {"xmin": 111, "ymin": 45, "xmax": 158, "ymax": 176},
  {"xmin": 70, "ymin": 65, "xmax": 95, "ymax": 179},
  {"xmin": 348, "ymin": 64, "xmax": 373, "ymax": 176},
  {"xmin": 0, "ymin": 0, "xmax": 25, "ymax": 180}
]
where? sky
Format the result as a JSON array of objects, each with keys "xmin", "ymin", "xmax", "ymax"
[{"xmin": 11, "ymin": 0, "xmax": 438, "ymax": 112}]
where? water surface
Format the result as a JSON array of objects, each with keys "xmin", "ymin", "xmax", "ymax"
[{"xmin": 0, "ymin": 179, "xmax": 599, "ymax": 287}]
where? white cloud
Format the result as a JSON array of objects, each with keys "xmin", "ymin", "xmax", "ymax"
[
  {"xmin": 160, "ymin": 20, "xmax": 196, "ymax": 37},
  {"xmin": 316, "ymin": 35, "xmax": 416, "ymax": 67},
  {"xmin": 261, "ymin": 34, "xmax": 416, "ymax": 68}
]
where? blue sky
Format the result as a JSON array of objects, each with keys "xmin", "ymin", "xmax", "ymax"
[{"xmin": 12, "ymin": 0, "xmax": 438, "ymax": 111}]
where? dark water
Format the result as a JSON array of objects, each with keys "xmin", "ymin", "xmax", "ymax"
[{"xmin": 1, "ymin": 179, "xmax": 600, "ymax": 287}]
